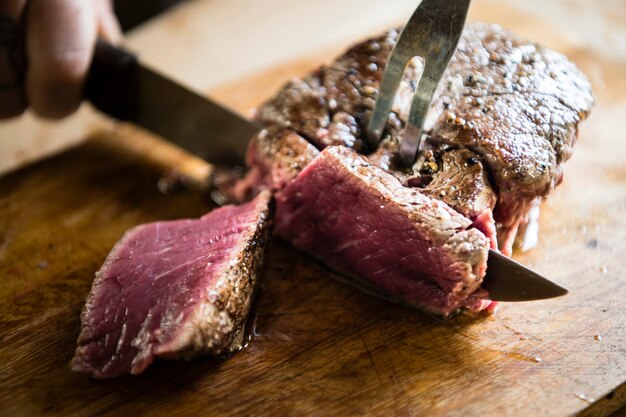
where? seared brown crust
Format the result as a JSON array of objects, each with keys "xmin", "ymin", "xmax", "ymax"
[
  {"xmin": 231, "ymin": 128, "xmax": 319, "ymax": 202},
  {"xmin": 216, "ymin": 191, "xmax": 273, "ymax": 326},
  {"xmin": 251, "ymin": 128, "xmax": 320, "ymax": 186},
  {"xmin": 215, "ymin": 193, "xmax": 271, "ymax": 352},
  {"xmin": 257, "ymin": 77, "xmax": 330, "ymax": 145},
  {"xmin": 421, "ymin": 149, "xmax": 496, "ymax": 220},
  {"xmin": 428, "ymin": 23, "xmax": 594, "ymax": 229},
  {"xmin": 255, "ymin": 22, "xmax": 594, "ymax": 251}
]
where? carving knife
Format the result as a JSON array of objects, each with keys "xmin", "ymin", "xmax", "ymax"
[{"xmin": 84, "ymin": 42, "xmax": 567, "ymax": 303}]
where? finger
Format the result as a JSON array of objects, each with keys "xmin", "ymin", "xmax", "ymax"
[
  {"xmin": 95, "ymin": 0, "xmax": 122, "ymax": 44},
  {"xmin": 25, "ymin": 0, "xmax": 98, "ymax": 119},
  {"xmin": 0, "ymin": 0, "xmax": 27, "ymax": 119}
]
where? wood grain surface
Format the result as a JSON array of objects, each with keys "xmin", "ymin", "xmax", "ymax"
[{"xmin": 1, "ymin": 1, "xmax": 626, "ymax": 416}]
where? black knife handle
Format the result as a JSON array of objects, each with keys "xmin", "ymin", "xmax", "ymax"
[{"xmin": 85, "ymin": 41, "xmax": 138, "ymax": 121}]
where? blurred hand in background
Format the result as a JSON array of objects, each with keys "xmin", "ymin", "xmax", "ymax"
[{"xmin": 0, "ymin": 0, "xmax": 121, "ymax": 119}]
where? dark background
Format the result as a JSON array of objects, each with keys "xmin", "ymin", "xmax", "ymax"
[{"xmin": 114, "ymin": 0, "xmax": 185, "ymax": 32}]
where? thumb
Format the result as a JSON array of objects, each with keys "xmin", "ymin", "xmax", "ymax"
[{"xmin": 25, "ymin": 0, "xmax": 98, "ymax": 119}]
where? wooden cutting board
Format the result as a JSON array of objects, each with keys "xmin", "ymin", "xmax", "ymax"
[{"xmin": 1, "ymin": 1, "xmax": 625, "ymax": 416}]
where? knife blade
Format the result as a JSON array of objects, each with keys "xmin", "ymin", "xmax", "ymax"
[
  {"xmin": 86, "ymin": 41, "xmax": 259, "ymax": 165},
  {"xmin": 85, "ymin": 41, "xmax": 567, "ymax": 302},
  {"xmin": 484, "ymin": 250, "xmax": 567, "ymax": 301}
]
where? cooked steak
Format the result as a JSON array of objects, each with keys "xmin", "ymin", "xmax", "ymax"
[
  {"xmin": 229, "ymin": 22, "xmax": 593, "ymax": 316},
  {"xmin": 275, "ymin": 146, "xmax": 492, "ymax": 316},
  {"xmin": 426, "ymin": 23, "xmax": 594, "ymax": 252},
  {"xmin": 419, "ymin": 149, "xmax": 498, "ymax": 249},
  {"xmin": 231, "ymin": 127, "xmax": 319, "ymax": 203},
  {"xmin": 72, "ymin": 192, "xmax": 272, "ymax": 378},
  {"xmin": 254, "ymin": 22, "xmax": 594, "ymax": 256}
]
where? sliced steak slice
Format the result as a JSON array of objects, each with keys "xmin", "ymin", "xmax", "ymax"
[
  {"xmin": 275, "ymin": 146, "xmax": 491, "ymax": 317},
  {"xmin": 72, "ymin": 192, "xmax": 272, "ymax": 378}
]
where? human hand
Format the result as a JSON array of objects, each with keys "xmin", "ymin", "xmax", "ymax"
[{"xmin": 0, "ymin": 0, "xmax": 121, "ymax": 119}]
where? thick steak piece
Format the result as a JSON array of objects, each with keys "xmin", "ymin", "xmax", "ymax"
[
  {"xmin": 275, "ymin": 146, "xmax": 492, "ymax": 317},
  {"xmin": 72, "ymin": 192, "xmax": 272, "ymax": 378},
  {"xmin": 232, "ymin": 22, "xmax": 593, "ymax": 315},
  {"xmin": 254, "ymin": 22, "xmax": 594, "ymax": 255}
]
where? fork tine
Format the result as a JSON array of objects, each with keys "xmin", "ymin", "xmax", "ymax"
[
  {"xmin": 365, "ymin": 49, "xmax": 406, "ymax": 148},
  {"xmin": 366, "ymin": 0, "xmax": 471, "ymax": 166}
]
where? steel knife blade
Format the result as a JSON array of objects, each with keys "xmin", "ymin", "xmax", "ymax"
[
  {"xmin": 85, "ymin": 41, "xmax": 567, "ymax": 303},
  {"xmin": 484, "ymin": 250, "xmax": 567, "ymax": 301}
]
